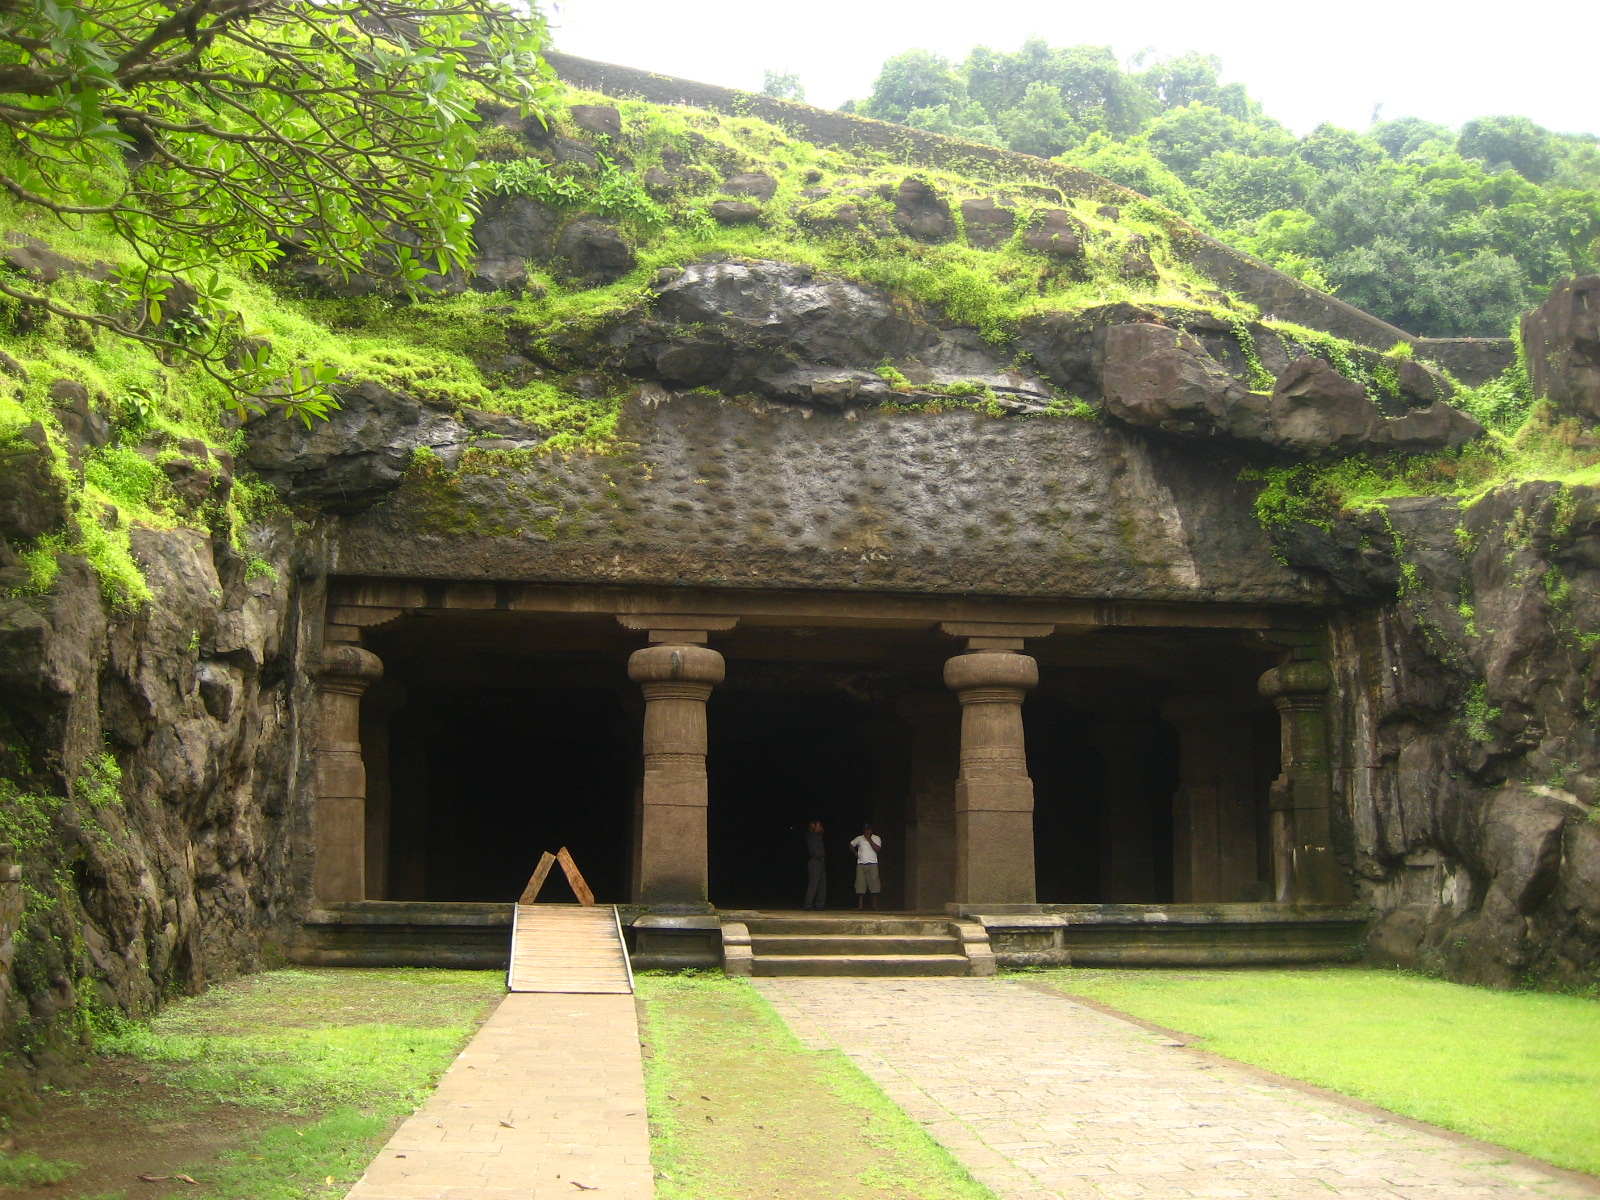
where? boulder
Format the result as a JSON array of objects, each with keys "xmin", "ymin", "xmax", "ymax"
[
  {"xmin": 1522, "ymin": 274, "xmax": 1600, "ymax": 422},
  {"xmin": 49, "ymin": 379, "xmax": 113, "ymax": 454},
  {"xmin": 642, "ymin": 167, "xmax": 678, "ymax": 198},
  {"xmin": 0, "ymin": 423, "xmax": 70, "ymax": 543},
  {"xmin": 797, "ymin": 201, "xmax": 870, "ymax": 238},
  {"xmin": 1266, "ymin": 357, "xmax": 1382, "ymax": 454},
  {"xmin": 1, "ymin": 235, "xmax": 106, "ymax": 284},
  {"xmin": 893, "ymin": 176, "xmax": 954, "ymax": 242},
  {"xmin": 723, "ymin": 172, "xmax": 777, "ymax": 201},
  {"xmin": 554, "ymin": 219, "xmax": 635, "ymax": 287},
  {"xmin": 471, "ymin": 195, "xmax": 561, "ymax": 294},
  {"xmin": 244, "ymin": 382, "xmax": 547, "ymax": 511},
  {"xmin": 709, "ymin": 200, "xmax": 762, "ymax": 225},
  {"xmin": 1100, "ymin": 323, "xmax": 1248, "ymax": 436},
  {"xmin": 568, "ymin": 104, "xmax": 621, "ymax": 137},
  {"xmin": 959, "ymin": 198, "xmax": 1015, "ymax": 249},
  {"xmin": 1394, "ymin": 358, "xmax": 1453, "ymax": 407},
  {"xmin": 1120, "ymin": 236, "xmax": 1158, "ymax": 281},
  {"xmin": 1372, "ymin": 402, "xmax": 1485, "ymax": 453},
  {"xmin": 1021, "ymin": 210, "xmax": 1084, "ymax": 259},
  {"xmin": 600, "ymin": 259, "xmax": 1054, "ymax": 411}
]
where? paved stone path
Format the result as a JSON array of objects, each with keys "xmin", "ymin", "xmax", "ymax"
[
  {"xmin": 345, "ymin": 992, "xmax": 652, "ymax": 1200},
  {"xmin": 757, "ymin": 977, "xmax": 1599, "ymax": 1200}
]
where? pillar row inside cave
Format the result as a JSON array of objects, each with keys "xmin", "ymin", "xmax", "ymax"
[{"xmin": 314, "ymin": 595, "xmax": 1331, "ymax": 913}]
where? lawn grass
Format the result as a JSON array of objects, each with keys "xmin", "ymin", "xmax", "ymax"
[
  {"xmin": 2, "ymin": 967, "xmax": 504, "ymax": 1200},
  {"xmin": 1038, "ymin": 967, "xmax": 1600, "ymax": 1177},
  {"xmin": 636, "ymin": 972, "xmax": 993, "ymax": 1200}
]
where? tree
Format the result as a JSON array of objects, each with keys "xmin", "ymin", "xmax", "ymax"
[
  {"xmin": 762, "ymin": 68, "xmax": 805, "ymax": 103},
  {"xmin": 0, "ymin": 0, "xmax": 553, "ymax": 416},
  {"xmin": 1458, "ymin": 115, "xmax": 1558, "ymax": 183},
  {"xmin": 856, "ymin": 49, "xmax": 965, "ymax": 124},
  {"xmin": 1065, "ymin": 134, "xmax": 1204, "ymax": 223}
]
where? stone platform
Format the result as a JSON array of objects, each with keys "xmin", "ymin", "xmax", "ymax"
[{"xmin": 292, "ymin": 901, "xmax": 1368, "ymax": 972}]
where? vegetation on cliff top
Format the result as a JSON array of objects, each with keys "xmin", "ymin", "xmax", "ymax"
[
  {"xmin": 0, "ymin": 13, "xmax": 1592, "ymax": 616},
  {"xmin": 845, "ymin": 38, "xmax": 1600, "ymax": 337}
]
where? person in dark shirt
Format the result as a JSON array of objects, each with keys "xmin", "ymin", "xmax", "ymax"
[{"xmin": 804, "ymin": 819, "xmax": 826, "ymax": 910}]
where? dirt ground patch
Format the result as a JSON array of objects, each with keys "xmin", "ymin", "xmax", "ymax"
[{"xmin": 0, "ymin": 967, "xmax": 503, "ymax": 1199}]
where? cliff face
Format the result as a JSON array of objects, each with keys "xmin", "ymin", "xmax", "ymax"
[
  {"xmin": 1319, "ymin": 484, "xmax": 1600, "ymax": 990},
  {"xmin": 0, "ymin": 517, "xmax": 319, "ymax": 1092}
]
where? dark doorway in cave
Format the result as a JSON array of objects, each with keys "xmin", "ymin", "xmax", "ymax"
[
  {"xmin": 706, "ymin": 690, "xmax": 897, "ymax": 910},
  {"xmin": 385, "ymin": 686, "xmax": 636, "ymax": 903},
  {"xmin": 1027, "ymin": 699, "xmax": 1179, "ymax": 903}
]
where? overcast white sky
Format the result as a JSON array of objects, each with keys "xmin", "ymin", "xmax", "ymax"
[{"xmin": 548, "ymin": 0, "xmax": 1599, "ymax": 138}]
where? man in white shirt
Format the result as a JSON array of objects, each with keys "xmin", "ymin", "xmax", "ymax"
[{"xmin": 850, "ymin": 823, "xmax": 882, "ymax": 910}]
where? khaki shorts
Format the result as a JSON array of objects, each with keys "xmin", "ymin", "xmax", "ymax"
[{"xmin": 854, "ymin": 862, "xmax": 880, "ymax": 893}]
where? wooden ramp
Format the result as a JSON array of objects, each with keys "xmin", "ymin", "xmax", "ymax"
[{"xmin": 507, "ymin": 904, "xmax": 634, "ymax": 994}]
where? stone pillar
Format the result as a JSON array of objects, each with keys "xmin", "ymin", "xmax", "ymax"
[
  {"xmin": 1259, "ymin": 657, "xmax": 1350, "ymax": 904},
  {"xmin": 619, "ymin": 615, "xmax": 737, "ymax": 910},
  {"xmin": 314, "ymin": 637, "xmax": 383, "ymax": 904},
  {"xmin": 1160, "ymin": 694, "xmax": 1261, "ymax": 904},
  {"xmin": 941, "ymin": 622, "xmax": 1051, "ymax": 906}
]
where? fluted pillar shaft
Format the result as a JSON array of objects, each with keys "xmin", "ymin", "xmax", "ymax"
[
  {"xmin": 945, "ymin": 650, "xmax": 1040, "ymax": 905},
  {"xmin": 1259, "ymin": 660, "xmax": 1350, "ymax": 904},
  {"xmin": 315, "ymin": 641, "xmax": 383, "ymax": 903},
  {"xmin": 629, "ymin": 642, "xmax": 725, "ymax": 909}
]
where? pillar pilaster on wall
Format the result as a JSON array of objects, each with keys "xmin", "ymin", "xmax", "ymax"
[
  {"xmin": 618, "ymin": 615, "xmax": 737, "ymax": 911},
  {"xmin": 314, "ymin": 628, "xmax": 383, "ymax": 904},
  {"xmin": 940, "ymin": 622, "xmax": 1052, "ymax": 907},
  {"xmin": 1258, "ymin": 632, "xmax": 1351, "ymax": 905},
  {"xmin": 1159, "ymin": 693, "xmax": 1263, "ymax": 904},
  {"xmin": 896, "ymin": 691, "xmax": 961, "ymax": 913}
]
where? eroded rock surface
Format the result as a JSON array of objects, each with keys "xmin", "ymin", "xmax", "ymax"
[
  {"xmin": 1290, "ymin": 483, "xmax": 1600, "ymax": 990},
  {"xmin": 574, "ymin": 259, "xmax": 1057, "ymax": 411},
  {"xmin": 1523, "ymin": 274, "xmax": 1600, "ymax": 423}
]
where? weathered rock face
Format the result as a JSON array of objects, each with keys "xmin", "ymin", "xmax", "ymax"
[
  {"xmin": 0, "ymin": 519, "xmax": 318, "ymax": 1089},
  {"xmin": 1090, "ymin": 322, "xmax": 1481, "ymax": 456},
  {"xmin": 1285, "ymin": 484, "xmax": 1600, "ymax": 990},
  {"xmin": 1523, "ymin": 274, "xmax": 1600, "ymax": 423},
  {"xmin": 559, "ymin": 259, "xmax": 1057, "ymax": 412},
  {"xmin": 244, "ymin": 381, "xmax": 548, "ymax": 513},
  {"xmin": 333, "ymin": 389, "xmax": 1318, "ymax": 606}
]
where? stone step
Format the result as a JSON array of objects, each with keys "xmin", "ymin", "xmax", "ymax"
[
  {"xmin": 743, "ymin": 917, "xmax": 949, "ymax": 937},
  {"xmin": 750, "ymin": 953, "xmax": 972, "ymax": 977},
  {"xmin": 751, "ymin": 934, "xmax": 961, "ymax": 957}
]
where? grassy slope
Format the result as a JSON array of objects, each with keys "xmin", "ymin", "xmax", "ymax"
[
  {"xmin": 0, "ymin": 967, "xmax": 502, "ymax": 1199},
  {"xmin": 1040, "ymin": 967, "xmax": 1600, "ymax": 1177},
  {"xmin": 637, "ymin": 972, "xmax": 992, "ymax": 1200}
]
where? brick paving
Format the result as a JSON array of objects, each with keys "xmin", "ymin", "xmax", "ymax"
[
  {"xmin": 757, "ymin": 977, "xmax": 1599, "ymax": 1200},
  {"xmin": 344, "ymin": 992, "xmax": 652, "ymax": 1200}
]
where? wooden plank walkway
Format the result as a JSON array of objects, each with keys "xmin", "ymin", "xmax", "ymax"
[{"xmin": 507, "ymin": 904, "xmax": 633, "ymax": 995}]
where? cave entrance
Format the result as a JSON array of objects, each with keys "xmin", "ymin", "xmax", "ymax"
[
  {"xmin": 380, "ymin": 685, "xmax": 637, "ymax": 903},
  {"xmin": 705, "ymin": 689, "xmax": 899, "ymax": 910},
  {"xmin": 1026, "ymin": 700, "xmax": 1179, "ymax": 903}
]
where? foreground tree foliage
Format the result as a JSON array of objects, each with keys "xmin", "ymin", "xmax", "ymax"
[
  {"xmin": 0, "ymin": 0, "xmax": 553, "ymax": 416},
  {"xmin": 847, "ymin": 39, "xmax": 1600, "ymax": 337}
]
